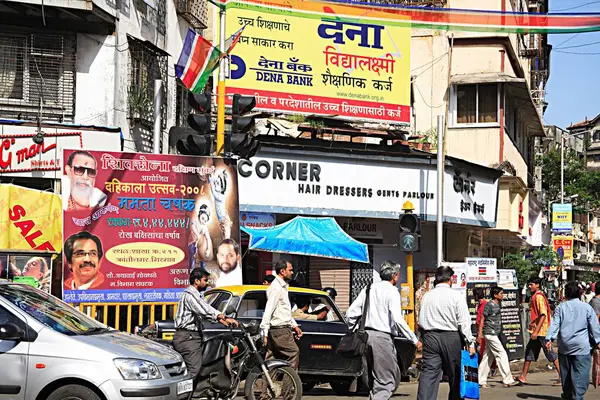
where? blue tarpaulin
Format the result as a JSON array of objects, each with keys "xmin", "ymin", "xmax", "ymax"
[{"xmin": 241, "ymin": 216, "xmax": 369, "ymax": 263}]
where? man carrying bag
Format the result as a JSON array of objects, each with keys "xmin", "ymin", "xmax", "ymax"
[{"xmin": 345, "ymin": 261, "xmax": 421, "ymax": 400}]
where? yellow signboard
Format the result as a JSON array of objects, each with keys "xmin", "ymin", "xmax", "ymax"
[
  {"xmin": 552, "ymin": 235, "xmax": 573, "ymax": 265},
  {"xmin": 222, "ymin": 6, "xmax": 410, "ymax": 123},
  {"xmin": 0, "ymin": 184, "xmax": 62, "ymax": 252}
]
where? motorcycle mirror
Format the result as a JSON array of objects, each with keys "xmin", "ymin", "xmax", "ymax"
[{"xmin": 224, "ymin": 305, "xmax": 237, "ymax": 317}]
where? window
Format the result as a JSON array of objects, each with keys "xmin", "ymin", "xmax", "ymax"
[
  {"xmin": 0, "ymin": 304, "xmax": 26, "ymax": 330},
  {"xmin": 594, "ymin": 155, "xmax": 600, "ymax": 162},
  {"xmin": 237, "ymin": 292, "xmax": 267, "ymax": 318},
  {"xmin": 0, "ymin": 29, "xmax": 76, "ymax": 120},
  {"xmin": 205, "ymin": 291, "xmax": 232, "ymax": 313},
  {"xmin": 593, "ymin": 131, "xmax": 600, "ymax": 142},
  {"xmin": 454, "ymin": 84, "xmax": 499, "ymax": 125}
]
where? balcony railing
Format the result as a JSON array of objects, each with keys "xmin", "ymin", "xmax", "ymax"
[{"xmin": 175, "ymin": 0, "xmax": 208, "ymax": 29}]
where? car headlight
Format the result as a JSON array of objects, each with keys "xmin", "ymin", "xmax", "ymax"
[{"xmin": 114, "ymin": 358, "xmax": 162, "ymax": 380}]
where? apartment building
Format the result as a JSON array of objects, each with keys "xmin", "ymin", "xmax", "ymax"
[
  {"xmin": 410, "ymin": 0, "xmax": 550, "ymax": 260},
  {"xmin": 0, "ymin": 0, "xmax": 207, "ymax": 155},
  {"xmin": 567, "ymin": 114, "xmax": 600, "ymax": 170}
]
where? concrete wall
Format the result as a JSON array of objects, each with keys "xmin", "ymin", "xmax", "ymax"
[
  {"xmin": 446, "ymin": 127, "xmax": 500, "ymax": 169},
  {"xmin": 74, "ymin": 0, "xmax": 192, "ymax": 152}
]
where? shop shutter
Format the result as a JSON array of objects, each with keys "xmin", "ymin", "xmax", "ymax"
[{"xmin": 308, "ymin": 257, "xmax": 350, "ymax": 311}]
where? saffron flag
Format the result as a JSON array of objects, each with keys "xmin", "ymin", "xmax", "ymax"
[
  {"xmin": 175, "ymin": 26, "xmax": 246, "ymax": 94},
  {"xmin": 175, "ymin": 29, "xmax": 223, "ymax": 93}
]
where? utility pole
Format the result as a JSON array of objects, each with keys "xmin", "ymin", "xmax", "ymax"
[
  {"xmin": 436, "ymin": 115, "xmax": 444, "ymax": 267},
  {"xmin": 216, "ymin": 6, "xmax": 226, "ymax": 156},
  {"xmin": 153, "ymin": 79, "xmax": 162, "ymax": 154}
]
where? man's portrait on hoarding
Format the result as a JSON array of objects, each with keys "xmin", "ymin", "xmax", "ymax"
[
  {"xmin": 62, "ymin": 150, "xmax": 107, "ymax": 211},
  {"xmin": 215, "ymin": 238, "xmax": 242, "ymax": 287},
  {"xmin": 63, "ymin": 231, "xmax": 105, "ymax": 290}
]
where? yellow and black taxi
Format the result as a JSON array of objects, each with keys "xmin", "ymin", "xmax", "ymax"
[{"xmin": 141, "ymin": 285, "xmax": 416, "ymax": 395}]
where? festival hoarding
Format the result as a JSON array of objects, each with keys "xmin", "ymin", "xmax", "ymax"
[
  {"xmin": 62, "ymin": 150, "xmax": 240, "ymax": 303},
  {"xmin": 0, "ymin": 184, "xmax": 63, "ymax": 253},
  {"xmin": 220, "ymin": 6, "xmax": 410, "ymax": 124}
]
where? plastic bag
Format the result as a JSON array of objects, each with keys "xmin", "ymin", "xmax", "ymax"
[{"xmin": 460, "ymin": 350, "xmax": 480, "ymax": 399}]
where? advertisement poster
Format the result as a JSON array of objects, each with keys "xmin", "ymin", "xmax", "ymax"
[
  {"xmin": 0, "ymin": 184, "xmax": 63, "ymax": 252},
  {"xmin": 497, "ymin": 268, "xmax": 518, "ymax": 290},
  {"xmin": 62, "ymin": 150, "xmax": 240, "ymax": 303},
  {"xmin": 553, "ymin": 235, "xmax": 574, "ymax": 266},
  {"xmin": 466, "ymin": 257, "xmax": 497, "ymax": 283},
  {"xmin": 0, "ymin": 253, "xmax": 53, "ymax": 293},
  {"xmin": 552, "ymin": 203, "xmax": 572, "ymax": 233},
  {"xmin": 446, "ymin": 262, "xmax": 467, "ymax": 293},
  {"xmin": 222, "ymin": 3, "xmax": 410, "ymax": 124},
  {"xmin": 499, "ymin": 287, "xmax": 525, "ymax": 361}
]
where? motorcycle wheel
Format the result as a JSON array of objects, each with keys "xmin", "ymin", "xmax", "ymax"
[{"xmin": 243, "ymin": 365, "xmax": 302, "ymax": 400}]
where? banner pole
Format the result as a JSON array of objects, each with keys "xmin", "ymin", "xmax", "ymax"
[{"xmin": 216, "ymin": 6, "xmax": 226, "ymax": 156}]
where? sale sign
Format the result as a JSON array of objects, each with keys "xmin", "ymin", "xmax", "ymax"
[
  {"xmin": 0, "ymin": 184, "xmax": 63, "ymax": 252},
  {"xmin": 62, "ymin": 150, "xmax": 240, "ymax": 303}
]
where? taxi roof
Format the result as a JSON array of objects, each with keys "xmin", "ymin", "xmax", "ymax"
[{"xmin": 208, "ymin": 285, "xmax": 328, "ymax": 297}]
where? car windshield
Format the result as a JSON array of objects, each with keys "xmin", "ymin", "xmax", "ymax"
[{"xmin": 0, "ymin": 284, "xmax": 106, "ymax": 336}]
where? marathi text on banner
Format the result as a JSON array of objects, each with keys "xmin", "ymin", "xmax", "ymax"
[
  {"xmin": 221, "ymin": 7, "xmax": 410, "ymax": 124},
  {"xmin": 0, "ymin": 184, "xmax": 63, "ymax": 252},
  {"xmin": 62, "ymin": 151, "xmax": 241, "ymax": 303}
]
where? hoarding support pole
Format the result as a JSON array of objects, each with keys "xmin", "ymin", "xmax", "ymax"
[
  {"xmin": 436, "ymin": 115, "xmax": 444, "ymax": 267},
  {"xmin": 406, "ymin": 252, "xmax": 415, "ymax": 331},
  {"xmin": 153, "ymin": 79, "xmax": 162, "ymax": 154},
  {"xmin": 216, "ymin": 7, "xmax": 226, "ymax": 156}
]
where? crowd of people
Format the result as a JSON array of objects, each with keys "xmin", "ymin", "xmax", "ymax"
[{"xmin": 173, "ymin": 260, "xmax": 600, "ymax": 400}]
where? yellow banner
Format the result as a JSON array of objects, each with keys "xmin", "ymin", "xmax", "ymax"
[
  {"xmin": 552, "ymin": 235, "xmax": 573, "ymax": 265},
  {"xmin": 222, "ymin": 6, "xmax": 411, "ymax": 123},
  {"xmin": 0, "ymin": 184, "xmax": 62, "ymax": 252}
]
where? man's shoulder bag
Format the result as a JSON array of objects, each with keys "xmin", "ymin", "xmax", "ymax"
[{"xmin": 336, "ymin": 284, "xmax": 371, "ymax": 359}]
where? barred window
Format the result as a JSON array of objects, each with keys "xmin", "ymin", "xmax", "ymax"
[{"xmin": 0, "ymin": 29, "xmax": 75, "ymax": 121}]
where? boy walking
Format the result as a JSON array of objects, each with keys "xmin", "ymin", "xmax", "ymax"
[{"xmin": 477, "ymin": 287, "xmax": 518, "ymax": 388}]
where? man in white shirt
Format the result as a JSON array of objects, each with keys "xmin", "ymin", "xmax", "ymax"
[
  {"xmin": 347, "ymin": 260, "xmax": 421, "ymax": 400},
  {"xmin": 417, "ymin": 266, "xmax": 476, "ymax": 400},
  {"xmin": 260, "ymin": 260, "xmax": 303, "ymax": 370}
]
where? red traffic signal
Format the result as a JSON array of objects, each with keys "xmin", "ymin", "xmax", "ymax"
[{"xmin": 188, "ymin": 93, "xmax": 211, "ymax": 113}]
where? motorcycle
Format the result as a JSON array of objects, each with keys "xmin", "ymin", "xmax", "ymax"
[{"xmin": 182, "ymin": 320, "xmax": 302, "ymax": 400}]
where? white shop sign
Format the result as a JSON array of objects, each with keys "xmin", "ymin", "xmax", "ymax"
[
  {"xmin": 0, "ymin": 123, "xmax": 122, "ymax": 179},
  {"xmin": 240, "ymin": 212, "xmax": 276, "ymax": 229},
  {"xmin": 340, "ymin": 218, "xmax": 383, "ymax": 239},
  {"xmin": 237, "ymin": 150, "xmax": 499, "ymax": 227}
]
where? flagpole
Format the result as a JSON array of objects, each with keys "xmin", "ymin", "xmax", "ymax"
[{"xmin": 216, "ymin": 5, "xmax": 226, "ymax": 156}]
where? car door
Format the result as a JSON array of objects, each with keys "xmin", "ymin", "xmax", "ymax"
[
  {"xmin": 292, "ymin": 293, "xmax": 361, "ymax": 376},
  {"xmin": 0, "ymin": 303, "xmax": 29, "ymax": 399}
]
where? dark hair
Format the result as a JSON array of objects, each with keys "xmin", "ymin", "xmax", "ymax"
[
  {"xmin": 565, "ymin": 281, "xmax": 581, "ymax": 300},
  {"xmin": 67, "ymin": 150, "xmax": 96, "ymax": 167},
  {"xmin": 64, "ymin": 231, "xmax": 103, "ymax": 264},
  {"xmin": 528, "ymin": 277, "xmax": 542, "ymax": 286},
  {"xmin": 189, "ymin": 267, "xmax": 211, "ymax": 285},
  {"xmin": 264, "ymin": 275, "xmax": 275, "ymax": 284},
  {"xmin": 473, "ymin": 288, "xmax": 485, "ymax": 300},
  {"xmin": 295, "ymin": 296, "xmax": 311, "ymax": 308},
  {"xmin": 218, "ymin": 238, "xmax": 240, "ymax": 255},
  {"xmin": 274, "ymin": 259, "xmax": 290, "ymax": 275},
  {"xmin": 491, "ymin": 287, "xmax": 504, "ymax": 297},
  {"xmin": 435, "ymin": 266, "xmax": 454, "ymax": 284},
  {"xmin": 596, "ymin": 281, "xmax": 600, "ymax": 296}
]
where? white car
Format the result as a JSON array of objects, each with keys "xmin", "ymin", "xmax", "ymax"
[{"xmin": 0, "ymin": 281, "xmax": 193, "ymax": 400}]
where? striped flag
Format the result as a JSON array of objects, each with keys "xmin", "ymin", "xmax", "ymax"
[
  {"xmin": 478, "ymin": 266, "xmax": 486, "ymax": 276},
  {"xmin": 175, "ymin": 26, "xmax": 246, "ymax": 94}
]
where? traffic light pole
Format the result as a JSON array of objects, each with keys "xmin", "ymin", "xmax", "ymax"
[
  {"xmin": 406, "ymin": 252, "xmax": 415, "ymax": 331},
  {"xmin": 216, "ymin": 6, "xmax": 226, "ymax": 156}
]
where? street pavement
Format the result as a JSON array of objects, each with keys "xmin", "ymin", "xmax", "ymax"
[{"xmin": 300, "ymin": 372, "xmax": 599, "ymax": 399}]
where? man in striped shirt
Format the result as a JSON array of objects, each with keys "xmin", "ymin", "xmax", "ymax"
[{"xmin": 417, "ymin": 266, "xmax": 475, "ymax": 400}]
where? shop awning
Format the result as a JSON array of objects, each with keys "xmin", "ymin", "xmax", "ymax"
[
  {"xmin": 450, "ymin": 73, "xmax": 545, "ymax": 137},
  {"xmin": 241, "ymin": 216, "xmax": 369, "ymax": 263}
]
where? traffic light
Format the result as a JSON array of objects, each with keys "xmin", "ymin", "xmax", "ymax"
[
  {"xmin": 187, "ymin": 93, "xmax": 212, "ymax": 135},
  {"xmin": 227, "ymin": 94, "xmax": 259, "ymax": 158},
  {"xmin": 399, "ymin": 201, "xmax": 421, "ymax": 252},
  {"xmin": 168, "ymin": 127, "xmax": 212, "ymax": 156}
]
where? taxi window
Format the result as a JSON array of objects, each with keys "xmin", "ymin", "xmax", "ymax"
[
  {"xmin": 292, "ymin": 294, "xmax": 342, "ymax": 323},
  {"xmin": 205, "ymin": 291, "xmax": 232, "ymax": 313},
  {"xmin": 237, "ymin": 292, "xmax": 267, "ymax": 318}
]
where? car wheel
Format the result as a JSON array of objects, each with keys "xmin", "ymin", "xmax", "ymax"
[
  {"xmin": 302, "ymin": 381, "xmax": 316, "ymax": 393},
  {"xmin": 46, "ymin": 384, "xmax": 101, "ymax": 400},
  {"xmin": 330, "ymin": 380, "xmax": 353, "ymax": 396}
]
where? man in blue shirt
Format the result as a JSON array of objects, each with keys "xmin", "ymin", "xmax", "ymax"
[{"xmin": 546, "ymin": 281, "xmax": 600, "ymax": 400}]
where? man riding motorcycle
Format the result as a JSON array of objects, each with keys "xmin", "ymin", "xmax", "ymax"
[{"xmin": 173, "ymin": 267, "xmax": 239, "ymax": 399}]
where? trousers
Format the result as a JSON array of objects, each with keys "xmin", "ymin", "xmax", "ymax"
[
  {"xmin": 558, "ymin": 353, "xmax": 592, "ymax": 400},
  {"xmin": 173, "ymin": 330, "xmax": 203, "ymax": 400},
  {"xmin": 417, "ymin": 330, "xmax": 462, "ymax": 400},
  {"xmin": 266, "ymin": 327, "xmax": 299, "ymax": 370},
  {"xmin": 478, "ymin": 334, "xmax": 514, "ymax": 385},
  {"xmin": 362, "ymin": 330, "xmax": 400, "ymax": 400}
]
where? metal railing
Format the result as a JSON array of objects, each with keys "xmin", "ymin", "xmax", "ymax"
[
  {"xmin": 79, "ymin": 302, "xmax": 178, "ymax": 333},
  {"xmin": 175, "ymin": 0, "xmax": 209, "ymax": 29}
]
